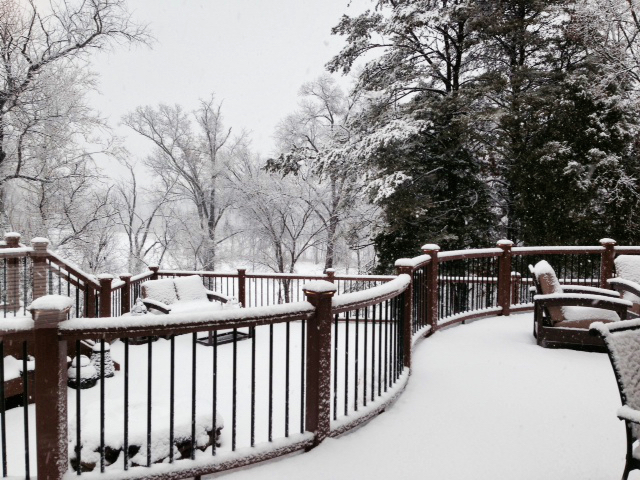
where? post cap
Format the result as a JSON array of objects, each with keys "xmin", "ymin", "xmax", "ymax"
[
  {"xmin": 119, "ymin": 272, "xmax": 133, "ymax": 279},
  {"xmin": 237, "ymin": 266, "xmax": 248, "ymax": 272},
  {"xmin": 4, "ymin": 232, "xmax": 20, "ymax": 247},
  {"xmin": 28, "ymin": 294, "xmax": 74, "ymax": 312},
  {"xmin": 303, "ymin": 280, "xmax": 338, "ymax": 295},
  {"xmin": 31, "ymin": 237, "xmax": 50, "ymax": 248},
  {"xmin": 421, "ymin": 243, "xmax": 440, "ymax": 252},
  {"xmin": 600, "ymin": 238, "xmax": 616, "ymax": 246},
  {"xmin": 324, "ymin": 268, "xmax": 335, "ymax": 274},
  {"xmin": 497, "ymin": 239, "xmax": 514, "ymax": 248}
]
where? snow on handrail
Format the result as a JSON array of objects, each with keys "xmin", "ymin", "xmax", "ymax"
[
  {"xmin": 59, "ymin": 301, "xmax": 315, "ymax": 336},
  {"xmin": 332, "ymin": 274, "xmax": 410, "ymax": 313}
]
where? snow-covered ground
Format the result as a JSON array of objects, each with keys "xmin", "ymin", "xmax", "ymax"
[{"xmin": 214, "ymin": 313, "xmax": 634, "ymax": 480}]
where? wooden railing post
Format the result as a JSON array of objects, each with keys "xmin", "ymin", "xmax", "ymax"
[
  {"xmin": 497, "ymin": 239, "xmax": 514, "ymax": 316},
  {"xmin": 395, "ymin": 266, "xmax": 414, "ymax": 369},
  {"xmin": 600, "ymin": 238, "xmax": 617, "ymax": 289},
  {"xmin": 98, "ymin": 274, "xmax": 113, "ymax": 318},
  {"xmin": 31, "ymin": 237, "xmax": 50, "ymax": 301},
  {"xmin": 422, "ymin": 244, "xmax": 440, "ymax": 331},
  {"xmin": 303, "ymin": 281, "xmax": 336, "ymax": 446},
  {"xmin": 4, "ymin": 232, "xmax": 20, "ymax": 310},
  {"xmin": 120, "ymin": 273, "xmax": 132, "ymax": 315},
  {"xmin": 237, "ymin": 267, "xmax": 247, "ymax": 307},
  {"xmin": 149, "ymin": 265, "xmax": 159, "ymax": 281},
  {"xmin": 325, "ymin": 268, "xmax": 335, "ymax": 283},
  {"xmin": 511, "ymin": 272, "xmax": 522, "ymax": 306},
  {"xmin": 30, "ymin": 295, "xmax": 72, "ymax": 479}
]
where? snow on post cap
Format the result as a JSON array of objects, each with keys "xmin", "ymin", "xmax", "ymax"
[
  {"xmin": 600, "ymin": 238, "xmax": 617, "ymax": 245},
  {"xmin": 29, "ymin": 295, "xmax": 74, "ymax": 311},
  {"xmin": 325, "ymin": 268, "xmax": 336, "ymax": 273},
  {"xmin": 421, "ymin": 243, "xmax": 440, "ymax": 251},
  {"xmin": 119, "ymin": 272, "xmax": 133, "ymax": 278},
  {"xmin": 236, "ymin": 266, "xmax": 249, "ymax": 271},
  {"xmin": 97, "ymin": 274, "xmax": 114, "ymax": 280},
  {"xmin": 497, "ymin": 239, "xmax": 514, "ymax": 247},
  {"xmin": 302, "ymin": 280, "xmax": 338, "ymax": 294},
  {"xmin": 4, "ymin": 232, "xmax": 20, "ymax": 238},
  {"xmin": 31, "ymin": 237, "xmax": 49, "ymax": 244},
  {"xmin": 395, "ymin": 254, "xmax": 430, "ymax": 268}
]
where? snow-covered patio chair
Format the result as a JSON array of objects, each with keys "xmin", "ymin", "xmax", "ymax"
[
  {"xmin": 529, "ymin": 260, "xmax": 630, "ymax": 351},
  {"xmin": 590, "ymin": 319, "xmax": 640, "ymax": 480},
  {"xmin": 608, "ymin": 255, "xmax": 640, "ymax": 318},
  {"xmin": 141, "ymin": 275, "xmax": 248, "ymax": 345}
]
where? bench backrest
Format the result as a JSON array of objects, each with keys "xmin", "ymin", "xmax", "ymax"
[
  {"xmin": 592, "ymin": 320, "xmax": 640, "ymax": 440},
  {"xmin": 141, "ymin": 275, "xmax": 209, "ymax": 305},
  {"xmin": 614, "ymin": 255, "xmax": 640, "ymax": 304}
]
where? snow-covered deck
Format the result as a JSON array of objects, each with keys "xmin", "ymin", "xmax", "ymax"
[{"xmin": 217, "ymin": 313, "xmax": 633, "ymax": 480}]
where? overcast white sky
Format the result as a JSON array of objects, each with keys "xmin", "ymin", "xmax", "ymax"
[{"xmin": 88, "ymin": 0, "xmax": 370, "ymax": 164}]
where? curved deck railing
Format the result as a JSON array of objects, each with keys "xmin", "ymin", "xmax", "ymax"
[{"xmin": 0, "ymin": 235, "xmax": 630, "ymax": 478}]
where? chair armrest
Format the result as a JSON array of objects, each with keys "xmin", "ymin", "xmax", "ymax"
[
  {"xmin": 533, "ymin": 293, "xmax": 632, "ymax": 312},
  {"xmin": 206, "ymin": 290, "xmax": 233, "ymax": 304},
  {"xmin": 562, "ymin": 285, "xmax": 620, "ymax": 297},
  {"xmin": 618, "ymin": 405, "xmax": 640, "ymax": 424},
  {"xmin": 608, "ymin": 278, "xmax": 640, "ymax": 300},
  {"xmin": 142, "ymin": 299, "xmax": 172, "ymax": 314}
]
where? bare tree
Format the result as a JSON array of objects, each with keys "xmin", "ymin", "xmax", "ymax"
[
  {"xmin": 270, "ymin": 74, "xmax": 370, "ymax": 270},
  {"xmin": 234, "ymin": 156, "xmax": 326, "ymax": 281},
  {"xmin": 0, "ymin": 0, "xmax": 149, "ymax": 226},
  {"xmin": 113, "ymin": 158, "xmax": 176, "ymax": 273},
  {"xmin": 123, "ymin": 96, "xmax": 245, "ymax": 269}
]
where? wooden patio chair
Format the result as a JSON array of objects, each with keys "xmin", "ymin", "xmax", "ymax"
[
  {"xmin": 590, "ymin": 319, "xmax": 640, "ymax": 480},
  {"xmin": 529, "ymin": 260, "xmax": 630, "ymax": 351},
  {"xmin": 608, "ymin": 255, "xmax": 640, "ymax": 318}
]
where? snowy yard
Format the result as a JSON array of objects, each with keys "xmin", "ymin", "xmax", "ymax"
[{"xmin": 216, "ymin": 313, "xmax": 633, "ymax": 480}]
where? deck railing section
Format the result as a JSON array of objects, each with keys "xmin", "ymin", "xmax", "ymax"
[{"xmin": 0, "ymin": 233, "xmax": 635, "ymax": 479}]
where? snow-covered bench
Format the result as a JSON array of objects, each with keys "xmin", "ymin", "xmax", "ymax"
[
  {"xmin": 590, "ymin": 319, "xmax": 640, "ymax": 479},
  {"xmin": 141, "ymin": 275, "xmax": 248, "ymax": 345},
  {"xmin": 529, "ymin": 260, "xmax": 630, "ymax": 351},
  {"xmin": 141, "ymin": 275, "xmax": 236, "ymax": 314}
]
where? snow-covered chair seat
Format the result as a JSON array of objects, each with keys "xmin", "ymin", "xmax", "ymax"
[
  {"xmin": 141, "ymin": 275, "xmax": 237, "ymax": 315},
  {"xmin": 529, "ymin": 260, "xmax": 630, "ymax": 351},
  {"xmin": 590, "ymin": 319, "xmax": 640, "ymax": 479},
  {"xmin": 609, "ymin": 255, "xmax": 640, "ymax": 317}
]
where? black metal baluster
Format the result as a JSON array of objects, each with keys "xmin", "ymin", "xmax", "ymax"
[
  {"xmin": 169, "ymin": 336, "xmax": 175, "ymax": 463},
  {"xmin": 124, "ymin": 338, "xmax": 129, "ymax": 470},
  {"xmin": 232, "ymin": 328, "xmax": 237, "ymax": 451},
  {"xmin": 300, "ymin": 319, "xmax": 305, "ymax": 434},
  {"xmin": 384, "ymin": 299, "xmax": 389, "ymax": 391},
  {"xmin": 100, "ymin": 340, "xmax": 105, "ymax": 473},
  {"xmin": 22, "ymin": 342, "xmax": 29, "ymax": 479},
  {"xmin": 251, "ymin": 325, "xmax": 256, "ymax": 446},
  {"xmin": 191, "ymin": 333, "xmax": 197, "ymax": 459},
  {"xmin": 268, "ymin": 324, "xmax": 273, "ymax": 441},
  {"xmin": 354, "ymin": 309, "xmax": 359, "ymax": 412},
  {"xmin": 285, "ymin": 321, "xmax": 290, "ymax": 437},
  {"xmin": 333, "ymin": 313, "xmax": 338, "ymax": 420},
  {"xmin": 344, "ymin": 310, "xmax": 350, "ymax": 417},
  {"xmin": 378, "ymin": 302, "xmax": 383, "ymax": 397},
  {"xmin": 371, "ymin": 304, "xmax": 376, "ymax": 402},
  {"xmin": 363, "ymin": 306, "xmax": 368, "ymax": 407},
  {"xmin": 146, "ymin": 340, "xmax": 152, "ymax": 467},
  {"xmin": 212, "ymin": 331, "xmax": 218, "ymax": 456}
]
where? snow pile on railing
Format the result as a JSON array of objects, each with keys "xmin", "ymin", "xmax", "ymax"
[
  {"xmin": 59, "ymin": 302, "xmax": 315, "ymax": 332},
  {"xmin": 394, "ymin": 255, "xmax": 430, "ymax": 268},
  {"xmin": 332, "ymin": 274, "xmax": 410, "ymax": 312}
]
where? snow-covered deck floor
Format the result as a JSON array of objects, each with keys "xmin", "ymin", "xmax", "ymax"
[{"xmin": 215, "ymin": 313, "xmax": 635, "ymax": 480}]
